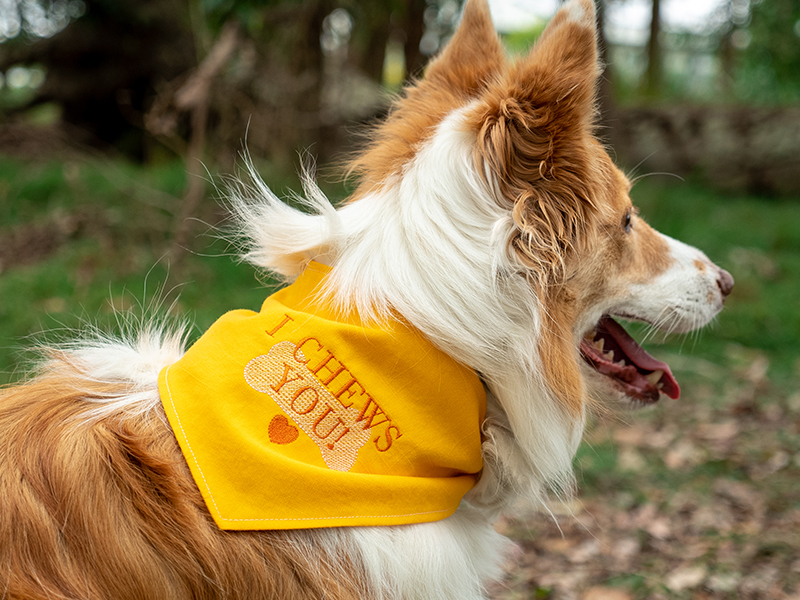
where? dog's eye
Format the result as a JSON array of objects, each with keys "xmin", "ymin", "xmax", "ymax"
[{"xmin": 623, "ymin": 211, "xmax": 632, "ymax": 233}]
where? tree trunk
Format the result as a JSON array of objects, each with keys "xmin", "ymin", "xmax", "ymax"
[
  {"xmin": 402, "ymin": 0, "xmax": 428, "ymax": 80},
  {"xmin": 595, "ymin": 0, "xmax": 615, "ymax": 143},
  {"xmin": 644, "ymin": 0, "xmax": 662, "ymax": 97}
]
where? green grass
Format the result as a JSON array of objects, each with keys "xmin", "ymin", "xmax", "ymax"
[
  {"xmin": 0, "ymin": 155, "xmax": 360, "ymax": 383},
  {"xmin": 1, "ymin": 157, "xmax": 798, "ymax": 388},
  {"xmin": 0, "ymin": 157, "xmax": 266, "ymax": 382}
]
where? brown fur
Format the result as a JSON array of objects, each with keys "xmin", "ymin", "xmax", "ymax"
[
  {"xmin": 468, "ymin": 5, "xmax": 603, "ymax": 288},
  {"xmin": 622, "ymin": 217, "xmax": 672, "ymax": 280},
  {"xmin": 536, "ymin": 290, "xmax": 586, "ymax": 416},
  {"xmin": 0, "ymin": 358, "xmax": 364, "ymax": 600},
  {"xmin": 0, "ymin": 0, "xmax": 685, "ymax": 596},
  {"xmin": 457, "ymin": 0, "xmax": 605, "ymax": 416}
]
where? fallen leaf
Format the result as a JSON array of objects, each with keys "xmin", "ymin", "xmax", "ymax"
[
  {"xmin": 707, "ymin": 572, "xmax": 741, "ymax": 592},
  {"xmin": 695, "ymin": 421, "xmax": 738, "ymax": 441},
  {"xmin": 762, "ymin": 403, "xmax": 784, "ymax": 422},
  {"xmin": 609, "ymin": 537, "xmax": 640, "ymax": 565},
  {"xmin": 744, "ymin": 355, "xmax": 769, "ymax": 385},
  {"xmin": 713, "ymin": 479, "xmax": 761, "ymax": 511},
  {"xmin": 613, "ymin": 427, "xmax": 645, "ymax": 446},
  {"xmin": 617, "ymin": 447, "xmax": 646, "ymax": 472},
  {"xmin": 664, "ymin": 440, "xmax": 703, "ymax": 470},
  {"xmin": 766, "ymin": 450, "xmax": 790, "ymax": 472},
  {"xmin": 567, "ymin": 539, "xmax": 600, "ymax": 563},
  {"xmin": 691, "ymin": 504, "xmax": 734, "ymax": 533},
  {"xmin": 645, "ymin": 517, "xmax": 672, "ymax": 540},
  {"xmin": 665, "ymin": 565, "xmax": 707, "ymax": 591},
  {"xmin": 645, "ymin": 429, "xmax": 676, "ymax": 449},
  {"xmin": 740, "ymin": 565, "xmax": 780, "ymax": 594},
  {"xmin": 633, "ymin": 503, "xmax": 657, "ymax": 525},
  {"xmin": 538, "ymin": 569, "xmax": 590, "ymax": 593},
  {"xmin": 540, "ymin": 537, "xmax": 575, "ymax": 555},
  {"xmin": 582, "ymin": 586, "xmax": 632, "ymax": 600}
]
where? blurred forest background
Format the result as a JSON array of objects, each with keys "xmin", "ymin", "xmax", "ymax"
[{"xmin": 0, "ymin": 0, "xmax": 799, "ymax": 598}]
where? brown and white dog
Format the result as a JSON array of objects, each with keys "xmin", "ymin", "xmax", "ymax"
[{"xmin": 0, "ymin": 0, "xmax": 732, "ymax": 598}]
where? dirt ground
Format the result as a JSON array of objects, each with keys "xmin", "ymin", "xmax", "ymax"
[{"xmin": 490, "ymin": 350, "xmax": 800, "ymax": 600}]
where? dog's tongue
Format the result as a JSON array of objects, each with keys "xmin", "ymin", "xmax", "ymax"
[{"xmin": 581, "ymin": 316, "xmax": 680, "ymax": 401}]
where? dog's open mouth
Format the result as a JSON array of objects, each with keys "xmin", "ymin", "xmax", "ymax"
[{"xmin": 580, "ymin": 316, "xmax": 680, "ymax": 403}]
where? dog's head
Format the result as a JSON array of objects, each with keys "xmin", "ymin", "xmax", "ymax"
[
  {"xmin": 341, "ymin": 0, "xmax": 731, "ymax": 408},
  {"xmin": 235, "ymin": 0, "xmax": 732, "ymax": 497}
]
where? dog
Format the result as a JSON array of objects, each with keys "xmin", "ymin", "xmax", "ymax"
[{"xmin": 0, "ymin": 0, "xmax": 733, "ymax": 598}]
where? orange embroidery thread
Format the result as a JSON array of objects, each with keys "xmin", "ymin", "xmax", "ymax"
[
  {"xmin": 157, "ymin": 262, "xmax": 486, "ymax": 530},
  {"xmin": 244, "ymin": 341, "xmax": 371, "ymax": 471},
  {"xmin": 266, "ymin": 314, "xmax": 294, "ymax": 337},
  {"xmin": 268, "ymin": 414, "xmax": 300, "ymax": 444}
]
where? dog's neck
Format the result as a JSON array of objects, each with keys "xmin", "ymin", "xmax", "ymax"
[
  {"xmin": 320, "ymin": 110, "xmax": 585, "ymax": 509},
  {"xmin": 326, "ymin": 110, "xmax": 529, "ymax": 370}
]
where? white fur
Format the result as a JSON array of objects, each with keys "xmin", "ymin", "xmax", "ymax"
[
  {"xmin": 53, "ymin": 101, "xmax": 729, "ymax": 599},
  {"xmin": 231, "ymin": 108, "xmax": 584, "ymax": 509},
  {"xmin": 46, "ymin": 107, "xmax": 575, "ymax": 600},
  {"xmin": 348, "ymin": 504, "xmax": 510, "ymax": 600},
  {"xmin": 13, "ymin": 0, "xmax": 732, "ymax": 596},
  {"xmin": 48, "ymin": 321, "xmax": 188, "ymax": 421},
  {"xmin": 228, "ymin": 165, "xmax": 342, "ymax": 281},
  {"xmin": 564, "ymin": 0, "xmax": 594, "ymax": 27},
  {"xmin": 611, "ymin": 233, "xmax": 726, "ymax": 334}
]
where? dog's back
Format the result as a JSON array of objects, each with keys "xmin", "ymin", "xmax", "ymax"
[{"xmin": 0, "ymin": 345, "xmax": 371, "ymax": 598}]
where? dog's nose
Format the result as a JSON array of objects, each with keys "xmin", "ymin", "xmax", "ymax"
[{"xmin": 716, "ymin": 268, "xmax": 734, "ymax": 299}]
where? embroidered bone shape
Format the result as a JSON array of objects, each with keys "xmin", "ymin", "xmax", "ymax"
[{"xmin": 244, "ymin": 341, "xmax": 371, "ymax": 471}]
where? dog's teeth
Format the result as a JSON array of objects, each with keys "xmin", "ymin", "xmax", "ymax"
[
  {"xmin": 657, "ymin": 382, "xmax": 665, "ymax": 390},
  {"xmin": 645, "ymin": 370, "xmax": 664, "ymax": 385},
  {"xmin": 602, "ymin": 350, "xmax": 614, "ymax": 361},
  {"xmin": 592, "ymin": 338, "xmax": 605, "ymax": 351},
  {"xmin": 585, "ymin": 329, "xmax": 597, "ymax": 341},
  {"xmin": 615, "ymin": 359, "xmax": 626, "ymax": 367}
]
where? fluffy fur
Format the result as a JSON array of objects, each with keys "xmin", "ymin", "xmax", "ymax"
[{"xmin": 0, "ymin": 0, "xmax": 732, "ymax": 598}]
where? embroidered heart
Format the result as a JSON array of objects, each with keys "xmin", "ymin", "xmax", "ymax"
[{"xmin": 268, "ymin": 414, "xmax": 299, "ymax": 444}]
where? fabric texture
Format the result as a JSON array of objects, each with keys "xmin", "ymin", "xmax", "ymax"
[{"xmin": 158, "ymin": 262, "xmax": 486, "ymax": 530}]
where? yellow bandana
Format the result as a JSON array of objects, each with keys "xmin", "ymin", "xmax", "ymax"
[{"xmin": 159, "ymin": 262, "xmax": 485, "ymax": 530}]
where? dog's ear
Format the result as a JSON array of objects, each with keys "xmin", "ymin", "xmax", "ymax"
[
  {"xmin": 469, "ymin": 0, "xmax": 602, "ymax": 418},
  {"xmin": 423, "ymin": 0, "xmax": 505, "ymax": 95},
  {"xmin": 471, "ymin": 0, "xmax": 602, "ymax": 283},
  {"xmin": 499, "ymin": 0, "xmax": 600, "ymax": 133},
  {"xmin": 519, "ymin": 0, "xmax": 601, "ymax": 117},
  {"xmin": 348, "ymin": 0, "xmax": 504, "ymax": 189}
]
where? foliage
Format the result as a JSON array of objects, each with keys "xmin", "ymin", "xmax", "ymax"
[
  {"xmin": 0, "ymin": 0, "xmax": 196, "ymax": 158},
  {"xmin": 0, "ymin": 0, "xmax": 457, "ymax": 164},
  {"xmin": 0, "ymin": 0, "xmax": 85, "ymax": 42},
  {"xmin": 0, "ymin": 155, "xmax": 357, "ymax": 383},
  {"xmin": 501, "ymin": 23, "xmax": 546, "ymax": 57},
  {"xmin": 733, "ymin": 0, "xmax": 800, "ymax": 104}
]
